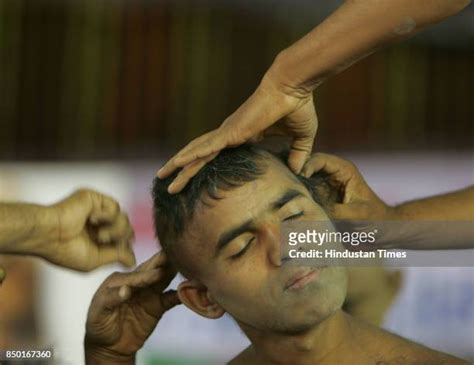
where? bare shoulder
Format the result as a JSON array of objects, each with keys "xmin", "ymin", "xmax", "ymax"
[
  {"xmin": 348, "ymin": 314, "xmax": 470, "ymax": 365},
  {"xmin": 228, "ymin": 346, "xmax": 256, "ymax": 365}
]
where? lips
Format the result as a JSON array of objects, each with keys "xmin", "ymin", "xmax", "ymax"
[{"xmin": 285, "ymin": 267, "xmax": 321, "ymax": 291}]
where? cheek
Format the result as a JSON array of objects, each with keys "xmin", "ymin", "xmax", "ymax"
[{"xmin": 207, "ymin": 266, "xmax": 267, "ymax": 307}]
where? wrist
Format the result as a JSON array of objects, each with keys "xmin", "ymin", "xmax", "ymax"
[
  {"xmin": 28, "ymin": 205, "xmax": 60, "ymax": 258},
  {"xmin": 384, "ymin": 204, "xmax": 403, "ymax": 221},
  {"xmin": 267, "ymin": 48, "xmax": 323, "ymax": 97},
  {"xmin": 258, "ymin": 57, "xmax": 313, "ymax": 123},
  {"xmin": 263, "ymin": 50, "xmax": 313, "ymax": 100}
]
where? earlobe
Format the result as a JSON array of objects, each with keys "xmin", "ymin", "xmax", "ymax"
[{"xmin": 177, "ymin": 280, "xmax": 225, "ymax": 319}]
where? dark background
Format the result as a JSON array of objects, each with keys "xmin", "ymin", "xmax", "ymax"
[{"xmin": 0, "ymin": 0, "xmax": 473, "ymax": 160}]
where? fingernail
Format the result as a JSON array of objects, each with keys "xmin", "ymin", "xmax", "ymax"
[
  {"xmin": 157, "ymin": 168, "xmax": 164, "ymax": 177},
  {"xmin": 167, "ymin": 182, "xmax": 176, "ymax": 194}
]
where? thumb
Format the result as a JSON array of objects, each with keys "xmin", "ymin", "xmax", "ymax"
[
  {"xmin": 287, "ymin": 124, "xmax": 315, "ymax": 174},
  {"xmin": 118, "ymin": 239, "xmax": 137, "ymax": 268},
  {"xmin": 94, "ymin": 242, "xmax": 136, "ymax": 270},
  {"xmin": 160, "ymin": 290, "xmax": 181, "ymax": 311},
  {"xmin": 287, "ymin": 146, "xmax": 312, "ymax": 175}
]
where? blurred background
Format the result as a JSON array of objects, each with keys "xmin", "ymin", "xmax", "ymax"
[{"xmin": 0, "ymin": 0, "xmax": 473, "ymax": 364}]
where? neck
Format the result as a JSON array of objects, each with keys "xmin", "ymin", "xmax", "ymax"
[{"xmin": 239, "ymin": 310, "xmax": 355, "ymax": 365}]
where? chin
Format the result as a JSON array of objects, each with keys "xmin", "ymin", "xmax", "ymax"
[
  {"xmin": 271, "ymin": 308, "xmax": 338, "ymax": 335},
  {"xmin": 268, "ymin": 295, "xmax": 343, "ymax": 334}
]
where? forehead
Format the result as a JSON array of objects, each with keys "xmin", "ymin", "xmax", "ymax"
[{"xmin": 180, "ymin": 158, "xmax": 309, "ymax": 252}]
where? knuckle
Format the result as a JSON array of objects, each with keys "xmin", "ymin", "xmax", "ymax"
[
  {"xmin": 75, "ymin": 188, "xmax": 92, "ymax": 199},
  {"xmin": 339, "ymin": 157, "xmax": 356, "ymax": 171}
]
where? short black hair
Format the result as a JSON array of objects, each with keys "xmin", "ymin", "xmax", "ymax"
[{"xmin": 152, "ymin": 144, "xmax": 339, "ymax": 272}]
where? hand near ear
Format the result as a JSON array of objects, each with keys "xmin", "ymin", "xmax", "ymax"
[
  {"xmin": 84, "ymin": 252, "xmax": 180, "ymax": 364},
  {"xmin": 157, "ymin": 75, "xmax": 317, "ymax": 194}
]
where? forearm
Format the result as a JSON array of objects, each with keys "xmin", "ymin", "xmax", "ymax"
[
  {"xmin": 268, "ymin": 0, "xmax": 471, "ymax": 92},
  {"xmin": 386, "ymin": 186, "xmax": 474, "ymax": 249},
  {"xmin": 394, "ymin": 186, "xmax": 474, "ymax": 221},
  {"xmin": 0, "ymin": 203, "xmax": 57, "ymax": 256}
]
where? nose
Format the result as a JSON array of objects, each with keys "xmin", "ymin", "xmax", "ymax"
[{"xmin": 260, "ymin": 221, "xmax": 282, "ymax": 267}]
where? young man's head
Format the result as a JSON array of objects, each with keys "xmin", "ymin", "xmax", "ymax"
[{"xmin": 152, "ymin": 145, "xmax": 347, "ymax": 334}]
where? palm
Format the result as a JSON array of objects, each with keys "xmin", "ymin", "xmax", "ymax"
[
  {"xmin": 54, "ymin": 233, "xmax": 104, "ymax": 271},
  {"xmin": 48, "ymin": 228, "xmax": 115, "ymax": 271},
  {"xmin": 85, "ymin": 253, "xmax": 179, "ymax": 358},
  {"xmin": 92, "ymin": 288, "xmax": 164, "ymax": 355}
]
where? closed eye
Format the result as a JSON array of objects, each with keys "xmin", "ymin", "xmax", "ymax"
[
  {"xmin": 230, "ymin": 237, "xmax": 255, "ymax": 259},
  {"xmin": 283, "ymin": 211, "xmax": 304, "ymax": 221}
]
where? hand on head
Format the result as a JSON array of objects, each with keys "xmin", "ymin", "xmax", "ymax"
[
  {"xmin": 157, "ymin": 73, "xmax": 318, "ymax": 194},
  {"xmin": 301, "ymin": 153, "xmax": 394, "ymax": 221}
]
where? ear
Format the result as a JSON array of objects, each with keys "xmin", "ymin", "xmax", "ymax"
[{"xmin": 177, "ymin": 280, "xmax": 225, "ymax": 319}]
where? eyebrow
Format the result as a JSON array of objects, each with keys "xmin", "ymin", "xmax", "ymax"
[{"xmin": 214, "ymin": 189, "xmax": 304, "ymax": 258}]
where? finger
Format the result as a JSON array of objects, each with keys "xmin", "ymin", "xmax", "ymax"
[
  {"xmin": 98, "ymin": 285, "xmax": 132, "ymax": 310},
  {"xmin": 288, "ymin": 148, "xmax": 311, "ymax": 175},
  {"xmin": 118, "ymin": 237, "xmax": 137, "ymax": 268},
  {"xmin": 167, "ymin": 152, "xmax": 219, "ymax": 194},
  {"xmin": 167, "ymin": 159, "xmax": 209, "ymax": 194},
  {"xmin": 136, "ymin": 254, "xmax": 177, "ymax": 291},
  {"xmin": 89, "ymin": 194, "xmax": 121, "ymax": 225},
  {"xmin": 157, "ymin": 133, "xmax": 214, "ymax": 178},
  {"xmin": 160, "ymin": 290, "xmax": 181, "ymax": 311},
  {"xmin": 301, "ymin": 153, "xmax": 331, "ymax": 177},
  {"xmin": 173, "ymin": 132, "xmax": 228, "ymax": 168},
  {"xmin": 287, "ymin": 130, "xmax": 317, "ymax": 175},
  {"xmin": 136, "ymin": 251, "xmax": 169, "ymax": 272},
  {"xmin": 93, "ymin": 269, "xmax": 167, "ymax": 315},
  {"xmin": 96, "ymin": 213, "xmax": 134, "ymax": 244},
  {"xmin": 301, "ymin": 153, "xmax": 348, "ymax": 178},
  {"xmin": 106, "ymin": 268, "xmax": 163, "ymax": 289},
  {"xmin": 123, "ymin": 267, "xmax": 175, "ymax": 294},
  {"xmin": 93, "ymin": 239, "xmax": 136, "ymax": 269}
]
